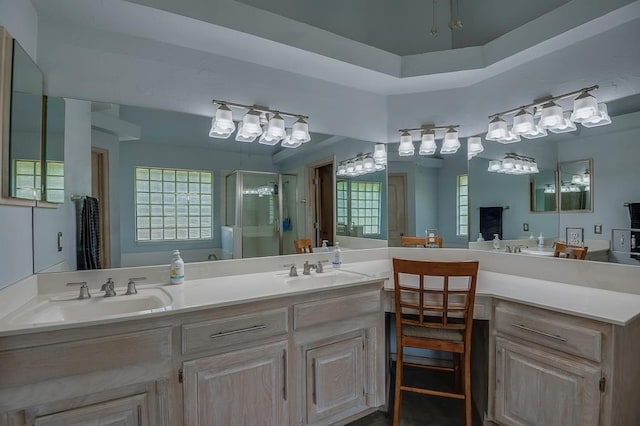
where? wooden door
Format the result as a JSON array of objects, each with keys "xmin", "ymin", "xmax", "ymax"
[
  {"xmin": 34, "ymin": 393, "xmax": 148, "ymax": 426},
  {"xmin": 306, "ymin": 336, "xmax": 365, "ymax": 424},
  {"xmin": 183, "ymin": 341, "xmax": 288, "ymax": 426},
  {"xmin": 315, "ymin": 163, "xmax": 334, "ymax": 246},
  {"xmin": 495, "ymin": 337, "xmax": 601, "ymax": 426},
  {"xmin": 387, "ymin": 174, "xmax": 407, "ymax": 247}
]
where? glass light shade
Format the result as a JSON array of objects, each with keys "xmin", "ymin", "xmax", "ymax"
[
  {"xmin": 467, "ymin": 136, "xmax": 484, "ymax": 155},
  {"xmin": 374, "ymin": 163, "xmax": 386, "ymax": 171},
  {"xmin": 549, "ymin": 111, "xmax": 577, "ymax": 134},
  {"xmin": 214, "ymin": 104, "xmax": 234, "ymax": 129},
  {"xmin": 234, "ymin": 122, "xmax": 257, "ymax": 143},
  {"xmin": 486, "ymin": 116, "xmax": 508, "ymax": 140},
  {"xmin": 266, "ymin": 113, "xmax": 286, "ymax": 139},
  {"xmin": 502, "ymin": 157, "xmax": 515, "ymax": 170},
  {"xmin": 373, "ymin": 144, "xmax": 387, "ymax": 164},
  {"xmin": 544, "ymin": 184, "xmax": 555, "ymax": 194},
  {"xmin": 419, "ymin": 131, "xmax": 437, "ymax": 155},
  {"xmin": 241, "ymin": 110, "xmax": 263, "ymax": 137},
  {"xmin": 496, "ymin": 128, "xmax": 521, "ymax": 144},
  {"xmin": 346, "ymin": 161, "xmax": 355, "ymax": 175},
  {"xmin": 513, "ymin": 159, "xmax": 524, "ymax": 173},
  {"xmin": 354, "ymin": 158, "xmax": 364, "ymax": 173},
  {"xmin": 258, "ymin": 126, "xmax": 279, "ymax": 145},
  {"xmin": 539, "ymin": 102, "xmax": 564, "ymax": 129},
  {"xmin": 522, "ymin": 124, "xmax": 548, "ymax": 139},
  {"xmin": 530, "ymin": 161, "xmax": 539, "ymax": 173},
  {"xmin": 281, "ymin": 129, "xmax": 302, "ymax": 148},
  {"xmin": 208, "ymin": 119, "xmax": 234, "ymax": 138},
  {"xmin": 571, "ymin": 175, "xmax": 583, "ymax": 184},
  {"xmin": 398, "ymin": 131, "xmax": 414, "ymax": 156},
  {"xmin": 521, "ymin": 161, "xmax": 531, "ymax": 173},
  {"xmin": 512, "ymin": 109, "xmax": 534, "ymax": 135},
  {"xmin": 291, "ymin": 117, "xmax": 311, "ymax": 143},
  {"xmin": 581, "ymin": 103, "xmax": 611, "ymax": 128},
  {"xmin": 337, "ymin": 165, "xmax": 347, "ymax": 176},
  {"xmin": 488, "ymin": 160, "xmax": 502, "ymax": 172},
  {"xmin": 571, "ymin": 92, "xmax": 599, "ymax": 123},
  {"xmin": 440, "ymin": 128, "xmax": 460, "ymax": 154},
  {"xmin": 363, "ymin": 157, "xmax": 375, "ymax": 171}
]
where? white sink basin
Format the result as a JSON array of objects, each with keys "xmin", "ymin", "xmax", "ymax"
[
  {"xmin": 520, "ymin": 247, "xmax": 555, "ymax": 256},
  {"xmin": 8, "ymin": 288, "xmax": 173, "ymax": 325},
  {"xmin": 276, "ymin": 268, "xmax": 368, "ymax": 288}
]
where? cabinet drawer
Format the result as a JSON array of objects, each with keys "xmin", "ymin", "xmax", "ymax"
[
  {"xmin": 294, "ymin": 290, "xmax": 380, "ymax": 330},
  {"xmin": 182, "ymin": 308, "xmax": 288, "ymax": 355},
  {"xmin": 494, "ymin": 303, "xmax": 602, "ymax": 362}
]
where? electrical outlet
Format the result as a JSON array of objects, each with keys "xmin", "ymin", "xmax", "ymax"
[
  {"xmin": 57, "ymin": 232, "xmax": 63, "ymax": 251},
  {"xmin": 594, "ymin": 224, "xmax": 602, "ymax": 234},
  {"xmin": 523, "ymin": 223, "xmax": 529, "ymax": 232}
]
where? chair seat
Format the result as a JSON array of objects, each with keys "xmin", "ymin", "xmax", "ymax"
[{"xmin": 402, "ymin": 324, "xmax": 464, "ymax": 342}]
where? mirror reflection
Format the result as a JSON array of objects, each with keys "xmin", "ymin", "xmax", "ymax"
[
  {"xmin": 32, "ymin": 100, "xmax": 388, "ymax": 272},
  {"xmin": 42, "ymin": 96, "xmax": 65, "ymax": 203},
  {"xmin": 8, "ymin": 39, "xmax": 43, "ymax": 200},
  {"xmin": 336, "ymin": 170, "xmax": 387, "ymax": 240},
  {"xmin": 559, "ymin": 159, "xmax": 592, "ymax": 212},
  {"xmin": 529, "ymin": 168, "xmax": 557, "ymax": 213}
]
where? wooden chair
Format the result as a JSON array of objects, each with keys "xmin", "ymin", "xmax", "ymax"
[
  {"xmin": 553, "ymin": 242, "xmax": 588, "ymax": 260},
  {"xmin": 294, "ymin": 237, "xmax": 313, "ymax": 254},
  {"xmin": 392, "ymin": 258, "xmax": 479, "ymax": 426},
  {"xmin": 401, "ymin": 236, "xmax": 443, "ymax": 248}
]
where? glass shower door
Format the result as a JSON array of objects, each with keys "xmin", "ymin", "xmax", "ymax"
[{"xmin": 240, "ymin": 172, "xmax": 280, "ymax": 258}]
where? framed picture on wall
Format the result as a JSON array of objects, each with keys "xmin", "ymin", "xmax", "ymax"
[{"xmin": 566, "ymin": 227, "xmax": 584, "ymax": 247}]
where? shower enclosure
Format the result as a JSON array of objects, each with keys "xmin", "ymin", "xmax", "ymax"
[{"xmin": 223, "ymin": 171, "xmax": 299, "ymax": 258}]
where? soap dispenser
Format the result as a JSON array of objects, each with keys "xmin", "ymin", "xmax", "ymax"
[
  {"xmin": 477, "ymin": 232, "xmax": 485, "ymax": 242},
  {"xmin": 538, "ymin": 233, "xmax": 545, "ymax": 248},
  {"xmin": 170, "ymin": 250, "xmax": 185, "ymax": 285},
  {"xmin": 492, "ymin": 234, "xmax": 501, "ymax": 250}
]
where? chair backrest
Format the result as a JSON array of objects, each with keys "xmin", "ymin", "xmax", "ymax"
[
  {"xmin": 294, "ymin": 237, "xmax": 314, "ymax": 254},
  {"xmin": 401, "ymin": 236, "xmax": 443, "ymax": 248},
  {"xmin": 392, "ymin": 258, "xmax": 479, "ymax": 338},
  {"xmin": 553, "ymin": 242, "xmax": 588, "ymax": 260}
]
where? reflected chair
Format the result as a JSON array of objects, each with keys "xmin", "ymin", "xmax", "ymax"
[
  {"xmin": 294, "ymin": 237, "xmax": 313, "ymax": 254},
  {"xmin": 401, "ymin": 236, "xmax": 443, "ymax": 248},
  {"xmin": 392, "ymin": 258, "xmax": 479, "ymax": 426},
  {"xmin": 553, "ymin": 242, "xmax": 588, "ymax": 260}
]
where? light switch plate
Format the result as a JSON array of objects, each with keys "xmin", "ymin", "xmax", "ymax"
[
  {"xmin": 523, "ymin": 223, "xmax": 529, "ymax": 232},
  {"xmin": 594, "ymin": 224, "xmax": 602, "ymax": 234}
]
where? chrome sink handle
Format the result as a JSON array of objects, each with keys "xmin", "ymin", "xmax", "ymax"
[
  {"xmin": 283, "ymin": 264, "xmax": 298, "ymax": 277},
  {"xmin": 316, "ymin": 260, "xmax": 329, "ymax": 273},
  {"xmin": 100, "ymin": 278, "xmax": 116, "ymax": 297},
  {"xmin": 66, "ymin": 281, "xmax": 91, "ymax": 299},
  {"xmin": 125, "ymin": 277, "xmax": 146, "ymax": 295}
]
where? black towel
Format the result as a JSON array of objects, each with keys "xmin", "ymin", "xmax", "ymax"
[
  {"xmin": 77, "ymin": 196, "xmax": 102, "ymax": 270},
  {"xmin": 479, "ymin": 207, "xmax": 503, "ymax": 241},
  {"xmin": 629, "ymin": 203, "xmax": 640, "ymax": 260}
]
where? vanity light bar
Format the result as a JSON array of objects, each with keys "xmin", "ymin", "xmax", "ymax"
[
  {"xmin": 487, "ymin": 153, "xmax": 539, "ymax": 175},
  {"xmin": 211, "ymin": 99, "xmax": 309, "ymax": 120},
  {"xmin": 337, "ymin": 153, "xmax": 384, "ymax": 177},
  {"xmin": 487, "ymin": 86, "xmax": 599, "ymax": 119},
  {"xmin": 396, "ymin": 125, "xmax": 461, "ymax": 156}
]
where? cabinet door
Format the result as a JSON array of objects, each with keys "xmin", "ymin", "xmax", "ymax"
[
  {"xmin": 495, "ymin": 337, "xmax": 601, "ymax": 426},
  {"xmin": 33, "ymin": 393, "xmax": 148, "ymax": 426},
  {"xmin": 306, "ymin": 336, "xmax": 365, "ymax": 424},
  {"xmin": 183, "ymin": 341, "xmax": 288, "ymax": 426}
]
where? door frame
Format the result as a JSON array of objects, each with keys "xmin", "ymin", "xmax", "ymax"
[
  {"xmin": 306, "ymin": 156, "xmax": 335, "ymax": 247},
  {"xmin": 91, "ymin": 147, "xmax": 111, "ymax": 268},
  {"xmin": 387, "ymin": 173, "xmax": 408, "ymax": 247}
]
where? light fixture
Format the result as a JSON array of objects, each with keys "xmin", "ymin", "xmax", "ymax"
[
  {"xmin": 487, "ymin": 153, "xmax": 539, "ymax": 175},
  {"xmin": 337, "ymin": 153, "xmax": 380, "ymax": 177},
  {"xmin": 544, "ymin": 184, "xmax": 556, "ymax": 194},
  {"xmin": 373, "ymin": 144, "xmax": 387, "ymax": 165},
  {"xmin": 398, "ymin": 131, "xmax": 415, "ymax": 156},
  {"xmin": 397, "ymin": 124, "xmax": 460, "ymax": 156},
  {"xmin": 485, "ymin": 85, "xmax": 610, "ymax": 144},
  {"xmin": 210, "ymin": 99, "xmax": 310, "ymax": 148}
]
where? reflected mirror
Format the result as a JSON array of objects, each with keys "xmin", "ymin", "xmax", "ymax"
[
  {"xmin": 529, "ymin": 168, "xmax": 557, "ymax": 213},
  {"xmin": 8, "ymin": 39, "xmax": 43, "ymax": 200},
  {"xmin": 43, "ymin": 96, "xmax": 65, "ymax": 203},
  {"xmin": 336, "ymin": 169, "xmax": 387, "ymax": 240},
  {"xmin": 559, "ymin": 159, "xmax": 592, "ymax": 212},
  {"xmin": 32, "ymin": 99, "xmax": 388, "ymax": 272}
]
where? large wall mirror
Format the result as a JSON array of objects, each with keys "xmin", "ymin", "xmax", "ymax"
[
  {"xmin": 32, "ymin": 99, "xmax": 388, "ymax": 272},
  {"xmin": 529, "ymin": 168, "xmax": 557, "ymax": 213},
  {"xmin": 336, "ymin": 168, "xmax": 387, "ymax": 240}
]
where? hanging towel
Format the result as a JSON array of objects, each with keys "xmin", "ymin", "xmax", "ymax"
[
  {"xmin": 479, "ymin": 207, "xmax": 503, "ymax": 241},
  {"xmin": 77, "ymin": 196, "xmax": 102, "ymax": 270},
  {"xmin": 629, "ymin": 203, "xmax": 640, "ymax": 260}
]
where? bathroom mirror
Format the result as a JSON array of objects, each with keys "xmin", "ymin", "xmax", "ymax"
[
  {"xmin": 336, "ymin": 169, "xmax": 387, "ymax": 240},
  {"xmin": 42, "ymin": 96, "xmax": 65, "ymax": 203},
  {"xmin": 558, "ymin": 159, "xmax": 592, "ymax": 212},
  {"xmin": 7, "ymin": 39, "xmax": 43, "ymax": 201},
  {"xmin": 31, "ymin": 99, "xmax": 387, "ymax": 272},
  {"xmin": 529, "ymin": 168, "xmax": 557, "ymax": 213}
]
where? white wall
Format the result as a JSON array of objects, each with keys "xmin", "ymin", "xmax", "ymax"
[{"xmin": 0, "ymin": 0, "xmax": 38, "ymax": 289}]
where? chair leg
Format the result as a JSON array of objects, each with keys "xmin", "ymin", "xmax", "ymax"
[
  {"xmin": 393, "ymin": 346, "xmax": 403, "ymax": 426},
  {"xmin": 464, "ymin": 351, "xmax": 472, "ymax": 426},
  {"xmin": 453, "ymin": 353, "xmax": 462, "ymax": 393}
]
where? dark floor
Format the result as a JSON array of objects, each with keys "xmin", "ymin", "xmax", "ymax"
[{"xmin": 348, "ymin": 364, "xmax": 482, "ymax": 426}]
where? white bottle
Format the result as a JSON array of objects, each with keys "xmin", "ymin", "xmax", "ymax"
[
  {"xmin": 537, "ymin": 233, "xmax": 545, "ymax": 248},
  {"xmin": 321, "ymin": 240, "xmax": 329, "ymax": 252},
  {"xmin": 170, "ymin": 250, "xmax": 185, "ymax": 285},
  {"xmin": 529, "ymin": 232, "xmax": 535, "ymax": 240},
  {"xmin": 332, "ymin": 242, "xmax": 342, "ymax": 268},
  {"xmin": 492, "ymin": 234, "xmax": 501, "ymax": 250},
  {"xmin": 632, "ymin": 235, "xmax": 637, "ymax": 250},
  {"xmin": 477, "ymin": 233, "xmax": 485, "ymax": 242}
]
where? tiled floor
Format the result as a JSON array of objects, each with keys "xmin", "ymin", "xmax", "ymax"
[{"xmin": 348, "ymin": 364, "xmax": 483, "ymax": 426}]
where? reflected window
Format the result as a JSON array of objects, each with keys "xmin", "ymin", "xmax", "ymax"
[
  {"xmin": 45, "ymin": 160, "xmax": 65, "ymax": 203},
  {"xmin": 336, "ymin": 180, "xmax": 381, "ymax": 236},
  {"xmin": 13, "ymin": 159, "xmax": 41, "ymax": 200},
  {"xmin": 135, "ymin": 166, "xmax": 213, "ymax": 241},
  {"xmin": 457, "ymin": 174, "xmax": 469, "ymax": 236}
]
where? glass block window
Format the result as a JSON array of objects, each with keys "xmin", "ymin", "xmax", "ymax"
[
  {"xmin": 13, "ymin": 159, "xmax": 41, "ymax": 200},
  {"xmin": 45, "ymin": 161, "xmax": 65, "ymax": 203},
  {"xmin": 135, "ymin": 167, "xmax": 213, "ymax": 241},
  {"xmin": 457, "ymin": 174, "xmax": 469, "ymax": 236},
  {"xmin": 336, "ymin": 180, "xmax": 381, "ymax": 236}
]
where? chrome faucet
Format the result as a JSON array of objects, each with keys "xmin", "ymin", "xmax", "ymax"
[
  {"xmin": 125, "ymin": 277, "xmax": 146, "ymax": 295},
  {"xmin": 101, "ymin": 278, "xmax": 116, "ymax": 297},
  {"xmin": 302, "ymin": 260, "xmax": 316, "ymax": 275},
  {"xmin": 316, "ymin": 260, "xmax": 329, "ymax": 273},
  {"xmin": 284, "ymin": 264, "xmax": 298, "ymax": 277},
  {"xmin": 67, "ymin": 281, "xmax": 91, "ymax": 299}
]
